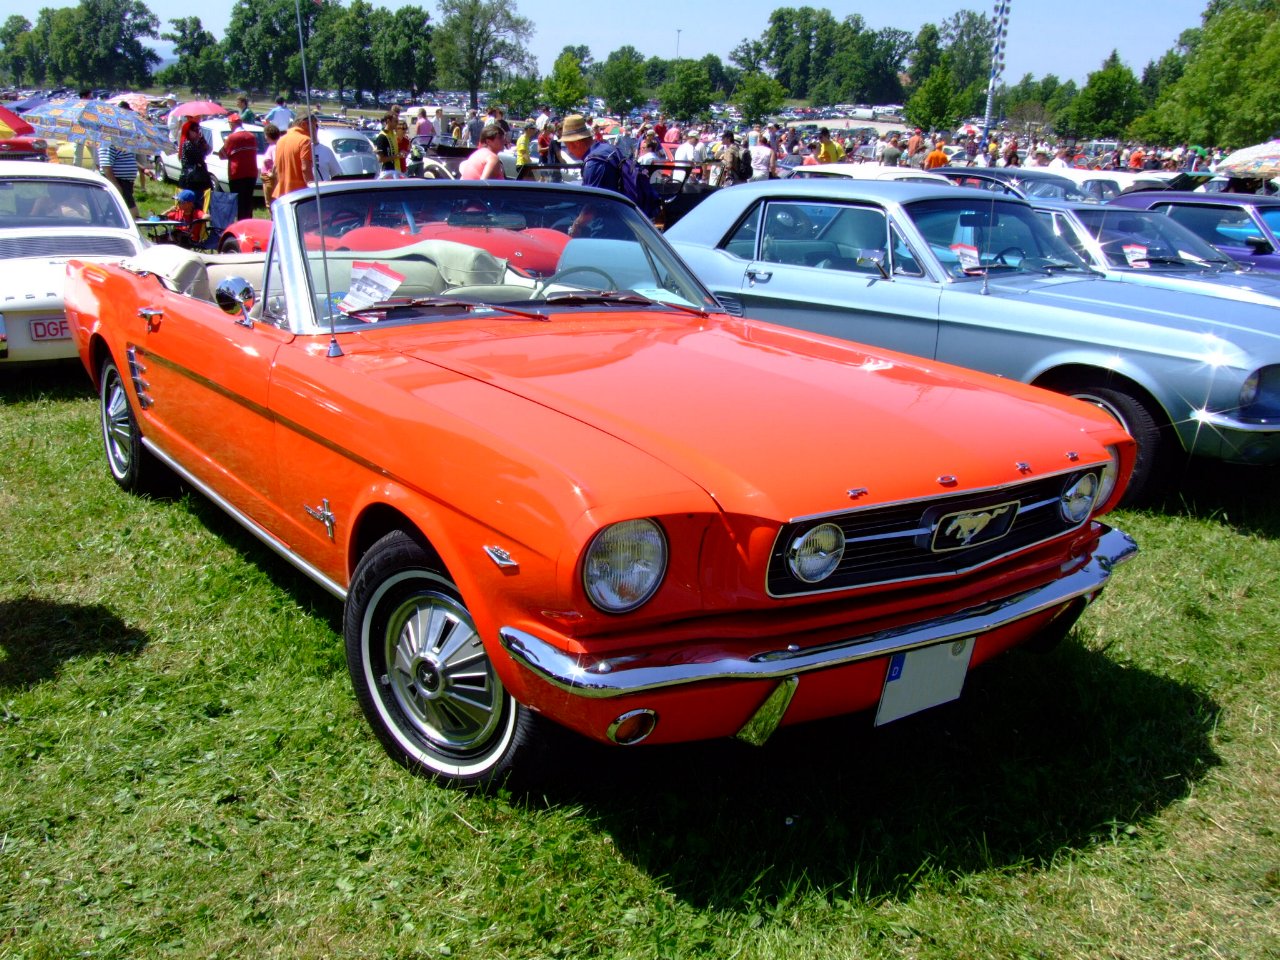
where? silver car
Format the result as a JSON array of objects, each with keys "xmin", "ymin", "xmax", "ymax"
[
  {"xmin": 667, "ymin": 180, "xmax": 1280, "ymax": 501},
  {"xmin": 316, "ymin": 126, "xmax": 378, "ymax": 179}
]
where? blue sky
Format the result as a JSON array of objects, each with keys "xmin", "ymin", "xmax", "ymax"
[{"xmin": 0, "ymin": 0, "xmax": 1211, "ymax": 88}]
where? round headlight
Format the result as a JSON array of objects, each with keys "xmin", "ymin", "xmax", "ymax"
[
  {"xmin": 1096, "ymin": 445, "xmax": 1121, "ymax": 507},
  {"xmin": 787, "ymin": 522, "xmax": 846, "ymax": 583},
  {"xmin": 1060, "ymin": 472, "xmax": 1100, "ymax": 524},
  {"xmin": 583, "ymin": 519, "xmax": 667, "ymax": 613},
  {"xmin": 1240, "ymin": 370, "xmax": 1261, "ymax": 406}
]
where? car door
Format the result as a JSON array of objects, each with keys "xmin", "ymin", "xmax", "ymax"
[
  {"xmin": 132, "ymin": 257, "xmax": 289, "ymax": 534},
  {"xmin": 726, "ymin": 198, "xmax": 942, "ymax": 358}
]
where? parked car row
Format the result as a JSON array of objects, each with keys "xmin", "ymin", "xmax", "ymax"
[{"xmin": 14, "ymin": 160, "xmax": 1280, "ymax": 792}]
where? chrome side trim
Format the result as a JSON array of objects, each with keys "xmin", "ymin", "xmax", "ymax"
[
  {"xmin": 500, "ymin": 526, "xmax": 1136, "ymax": 699},
  {"xmin": 735, "ymin": 676, "xmax": 799, "ymax": 746},
  {"xmin": 1193, "ymin": 409, "xmax": 1280, "ymax": 434},
  {"xmin": 142, "ymin": 437, "xmax": 348, "ymax": 601}
]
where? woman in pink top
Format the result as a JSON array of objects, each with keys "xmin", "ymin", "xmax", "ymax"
[{"xmin": 458, "ymin": 124, "xmax": 506, "ymax": 180}]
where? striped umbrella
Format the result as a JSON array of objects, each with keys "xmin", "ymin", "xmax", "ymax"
[
  {"xmin": 20, "ymin": 98, "xmax": 170, "ymax": 153},
  {"xmin": 0, "ymin": 104, "xmax": 34, "ymax": 138}
]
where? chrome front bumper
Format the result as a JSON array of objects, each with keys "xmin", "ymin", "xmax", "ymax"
[{"xmin": 500, "ymin": 526, "xmax": 1137, "ymax": 699}]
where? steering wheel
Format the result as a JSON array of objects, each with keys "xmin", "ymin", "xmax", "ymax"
[
  {"xmin": 537, "ymin": 265, "xmax": 619, "ymax": 293},
  {"xmin": 325, "ymin": 209, "xmax": 365, "ymax": 236},
  {"xmin": 993, "ymin": 245, "xmax": 1027, "ymax": 264}
]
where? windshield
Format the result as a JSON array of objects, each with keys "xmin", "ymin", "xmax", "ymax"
[
  {"xmin": 0, "ymin": 177, "xmax": 129, "ymax": 229},
  {"xmin": 329, "ymin": 135, "xmax": 373, "ymax": 156},
  {"xmin": 1073, "ymin": 207, "xmax": 1236, "ymax": 269},
  {"xmin": 904, "ymin": 197, "xmax": 1091, "ymax": 278},
  {"xmin": 289, "ymin": 184, "xmax": 716, "ymax": 331}
]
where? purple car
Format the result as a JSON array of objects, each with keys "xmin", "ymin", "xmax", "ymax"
[{"xmin": 1108, "ymin": 191, "xmax": 1280, "ymax": 272}]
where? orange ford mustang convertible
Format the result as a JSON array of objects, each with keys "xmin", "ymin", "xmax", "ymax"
[{"xmin": 65, "ymin": 179, "xmax": 1138, "ymax": 789}]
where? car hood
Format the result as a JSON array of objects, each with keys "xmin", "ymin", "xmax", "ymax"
[
  {"xmin": 372, "ymin": 311, "xmax": 1122, "ymax": 519},
  {"xmin": 1100, "ymin": 267, "xmax": 1280, "ymax": 308},
  {"xmin": 980, "ymin": 272, "xmax": 1280, "ymax": 347}
]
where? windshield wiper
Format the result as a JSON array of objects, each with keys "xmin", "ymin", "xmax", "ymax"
[
  {"xmin": 543, "ymin": 291, "xmax": 710, "ymax": 317},
  {"xmin": 344, "ymin": 297, "xmax": 547, "ymax": 321}
]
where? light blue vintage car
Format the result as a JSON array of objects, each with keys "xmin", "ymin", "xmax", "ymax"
[
  {"xmin": 667, "ymin": 180, "xmax": 1280, "ymax": 501},
  {"xmin": 1031, "ymin": 198, "xmax": 1280, "ymax": 307}
]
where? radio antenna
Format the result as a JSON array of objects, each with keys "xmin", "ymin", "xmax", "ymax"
[{"xmin": 293, "ymin": 0, "xmax": 342, "ymax": 357}]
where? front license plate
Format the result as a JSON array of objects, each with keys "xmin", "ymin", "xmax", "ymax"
[
  {"xmin": 874, "ymin": 637, "xmax": 975, "ymax": 726},
  {"xmin": 30, "ymin": 317, "xmax": 71, "ymax": 341}
]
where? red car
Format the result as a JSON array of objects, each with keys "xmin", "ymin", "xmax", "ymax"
[{"xmin": 64, "ymin": 178, "xmax": 1137, "ymax": 789}]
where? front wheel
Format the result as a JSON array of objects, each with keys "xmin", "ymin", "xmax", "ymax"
[
  {"xmin": 100, "ymin": 355, "xmax": 158, "ymax": 493},
  {"xmin": 344, "ymin": 531, "xmax": 541, "ymax": 789},
  {"xmin": 1062, "ymin": 378, "xmax": 1168, "ymax": 505}
]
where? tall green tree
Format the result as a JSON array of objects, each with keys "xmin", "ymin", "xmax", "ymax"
[
  {"xmin": 159, "ymin": 17, "xmax": 218, "ymax": 92},
  {"xmin": 905, "ymin": 54, "xmax": 961, "ymax": 133},
  {"xmin": 907, "ymin": 23, "xmax": 942, "ymax": 92},
  {"xmin": 311, "ymin": 1, "xmax": 371, "ymax": 103},
  {"xmin": 224, "ymin": 0, "xmax": 322, "ymax": 97},
  {"xmin": 542, "ymin": 50, "xmax": 587, "ymax": 114},
  {"xmin": 643, "ymin": 56, "xmax": 669, "ymax": 88},
  {"xmin": 940, "ymin": 9, "xmax": 995, "ymax": 92},
  {"xmin": 1058, "ymin": 51, "xmax": 1145, "ymax": 138},
  {"xmin": 728, "ymin": 37, "xmax": 766, "ymax": 74},
  {"xmin": 0, "ymin": 16, "xmax": 32, "ymax": 84},
  {"xmin": 1136, "ymin": 0, "xmax": 1280, "ymax": 146},
  {"xmin": 374, "ymin": 5, "xmax": 435, "ymax": 97},
  {"xmin": 732, "ymin": 72, "xmax": 785, "ymax": 125},
  {"xmin": 763, "ymin": 6, "xmax": 839, "ymax": 99},
  {"xmin": 658, "ymin": 60, "xmax": 712, "ymax": 122},
  {"xmin": 436, "ymin": 0, "xmax": 532, "ymax": 109},
  {"xmin": 598, "ymin": 45, "xmax": 645, "ymax": 118}
]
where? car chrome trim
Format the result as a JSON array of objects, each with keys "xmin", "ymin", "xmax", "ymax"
[
  {"xmin": 1193, "ymin": 409, "xmax": 1280, "ymax": 433},
  {"xmin": 735, "ymin": 676, "xmax": 799, "ymax": 746},
  {"xmin": 787, "ymin": 460, "xmax": 1109, "ymax": 524},
  {"xmin": 141, "ymin": 437, "xmax": 348, "ymax": 600},
  {"xmin": 500, "ymin": 526, "xmax": 1136, "ymax": 699}
]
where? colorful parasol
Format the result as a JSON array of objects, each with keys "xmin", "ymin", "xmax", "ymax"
[
  {"xmin": 20, "ymin": 98, "xmax": 171, "ymax": 153},
  {"xmin": 1214, "ymin": 139, "xmax": 1280, "ymax": 179},
  {"xmin": 0, "ymin": 104, "xmax": 35, "ymax": 138},
  {"xmin": 169, "ymin": 100, "xmax": 228, "ymax": 120},
  {"xmin": 109, "ymin": 92, "xmax": 153, "ymax": 114}
]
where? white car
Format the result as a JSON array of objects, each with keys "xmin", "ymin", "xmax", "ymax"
[
  {"xmin": 788, "ymin": 162, "xmax": 952, "ymax": 185},
  {"xmin": 156, "ymin": 118, "xmax": 268, "ymax": 193},
  {"xmin": 0, "ymin": 161, "xmax": 144, "ymax": 364},
  {"xmin": 316, "ymin": 126, "xmax": 379, "ymax": 179}
]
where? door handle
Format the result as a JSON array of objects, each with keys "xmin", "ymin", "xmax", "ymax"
[
  {"xmin": 137, "ymin": 307, "xmax": 163, "ymax": 331},
  {"xmin": 746, "ymin": 269, "xmax": 772, "ymax": 284}
]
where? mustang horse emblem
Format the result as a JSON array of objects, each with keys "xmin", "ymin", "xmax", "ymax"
[{"xmin": 942, "ymin": 504, "xmax": 1013, "ymax": 546}]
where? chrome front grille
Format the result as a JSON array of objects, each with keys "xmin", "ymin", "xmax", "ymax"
[
  {"xmin": 767, "ymin": 470, "xmax": 1099, "ymax": 597},
  {"xmin": 0, "ymin": 236, "xmax": 136, "ymax": 259}
]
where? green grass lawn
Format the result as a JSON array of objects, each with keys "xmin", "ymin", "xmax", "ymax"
[{"xmin": 2, "ymin": 365, "xmax": 1277, "ymax": 959}]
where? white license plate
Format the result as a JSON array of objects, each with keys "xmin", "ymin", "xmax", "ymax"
[
  {"xmin": 30, "ymin": 317, "xmax": 71, "ymax": 341},
  {"xmin": 874, "ymin": 637, "xmax": 975, "ymax": 726}
]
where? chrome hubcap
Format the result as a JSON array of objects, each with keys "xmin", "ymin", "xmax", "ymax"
[
  {"xmin": 383, "ymin": 590, "xmax": 503, "ymax": 754},
  {"xmin": 102, "ymin": 370, "xmax": 132, "ymax": 476}
]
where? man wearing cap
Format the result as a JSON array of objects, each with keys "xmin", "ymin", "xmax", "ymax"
[
  {"xmin": 673, "ymin": 129, "xmax": 703, "ymax": 183},
  {"xmin": 219, "ymin": 112, "xmax": 259, "ymax": 220},
  {"xmin": 559, "ymin": 112, "xmax": 632, "ymax": 210},
  {"xmin": 162, "ymin": 189, "xmax": 208, "ymax": 248}
]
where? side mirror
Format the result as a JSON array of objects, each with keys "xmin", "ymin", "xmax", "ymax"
[
  {"xmin": 215, "ymin": 276, "xmax": 256, "ymax": 327},
  {"xmin": 1245, "ymin": 235, "xmax": 1275, "ymax": 255}
]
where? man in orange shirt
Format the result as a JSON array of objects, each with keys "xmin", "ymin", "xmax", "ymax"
[
  {"xmin": 923, "ymin": 139, "xmax": 950, "ymax": 169},
  {"xmin": 272, "ymin": 113, "xmax": 317, "ymax": 200}
]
